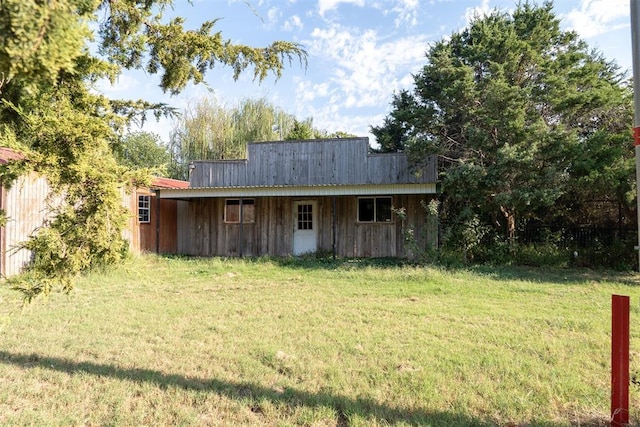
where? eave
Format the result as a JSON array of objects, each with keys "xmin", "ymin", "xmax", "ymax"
[{"xmin": 158, "ymin": 183, "xmax": 438, "ymax": 200}]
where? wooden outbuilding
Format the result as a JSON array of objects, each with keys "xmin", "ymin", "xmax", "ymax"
[
  {"xmin": 0, "ymin": 147, "xmax": 189, "ymax": 276},
  {"xmin": 0, "ymin": 148, "xmax": 53, "ymax": 277},
  {"xmin": 135, "ymin": 177, "xmax": 189, "ymax": 254},
  {"xmin": 159, "ymin": 138, "xmax": 439, "ymax": 258},
  {"xmin": 0, "ymin": 138, "xmax": 438, "ymax": 277}
]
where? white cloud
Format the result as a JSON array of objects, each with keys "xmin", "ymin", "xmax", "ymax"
[
  {"xmin": 565, "ymin": 0, "xmax": 629, "ymax": 38},
  {"xmin": 266, "ymin": 7, "xmax": 281, "ymax": 27},
  {"xmin": 283, "ymin": 14, "xmax": 304, "ymax": 31},
  {"xmin": 318, "ymin": 0, "xmax": 365, "ymax": 17},
  {"xmin": 138, "ymin": 116, "xmax": 174, "ymax": 143},
  {"xmin": 391, "ymin": 0, "xmax": 419, "ymax": 28},
  {"xmin": 295, "ymin": 79, "xmax": 330, "ymax": 103},
  {"xmin": 464, "ymin": 0, "xmax": 491, "ymax": 26},
  {"xmin": 305, "ymin": 24, "xmax": 427, "ymax": 109},
  {"xmin": 294, "ymin": 96, "xmax": 379, "ymax": 140},
  {"xmin": 95, "ymin": 73, "xmax": 139, "ymax": 95},
  {"xmin": 286, "ymin": 23, "xmax": 430, "ymax": 141}
]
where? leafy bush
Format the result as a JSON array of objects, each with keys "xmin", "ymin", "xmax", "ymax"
[
  {"xmin": 434, "ymin": 229, "xmax": 636, "ymax": 271},
  {"xmin": 567, "ymin": 238, "xmax": 637, "ymax": 270},
  {"xmin": 511, "ymin": 243, "xmax": 567, "ymax": 267}
]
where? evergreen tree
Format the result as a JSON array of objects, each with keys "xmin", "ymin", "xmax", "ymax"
[
  {"xmin": 285, "ymin": 119, "xmax": 315, "ymax": 140},
  {"xmin": 373, "ymin": 2, "xmax": 633, "ymax": 247},
  {"xmin": 115, "ymin": 132, "xmax": 171, "ymax": 173},
  {"xmin": 0, "ymin": 0, "xmax": 306, "ymax": 301}
]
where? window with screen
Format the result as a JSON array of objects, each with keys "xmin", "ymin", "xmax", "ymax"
[
  {"xmin": 138, "ymin": 195, "xmax": 151, "ymax": 223},
  {"xmin": 358, "ymin": 197, "xmax": 392, "ymax": 223},
  {"xmin": 225, "ymin": 199, "xmax": 255, "ymax": 223}
]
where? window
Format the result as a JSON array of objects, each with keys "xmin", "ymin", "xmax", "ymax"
[
  {"xmin": 225, "ymin": 199, "xmax": 255, "ymax": 223},
  {"xmin": 358, "ymin": 197, "xmax": 392, "ymax": 223},
  {"xmin": 138, "ymin": 195, "xmax": 151, "ymax": 223},
  {"xmin": 297, "ymin": 203, "xmax": 313, "ymax": 230}
]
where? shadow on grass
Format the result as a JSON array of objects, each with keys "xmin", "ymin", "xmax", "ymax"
[
  {"xmin": 457, "ymin": 264, "xmax": 640, "ymax": 287},
  {"xmin": 161, "ymin": 253, "xmax": 640, "ymax": 287},
  {"xmin": 0, "ymin": 350, "xmax": 609, "ymax": 426},
  {"xmin": 161, "ymin": 253, "xmax": 406, "ymax": 271}
]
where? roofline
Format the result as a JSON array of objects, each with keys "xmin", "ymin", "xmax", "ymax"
[
  {"xmin": 0, "ymin": 147, "xmax": 26, "ymax": 164},
  {"xmin": 150, "ymin": 177, "xmax": 190, "ymax": 189},
  {"xmin": 158, "ymin": 183, "xmax": 437, "ymax": 199}
]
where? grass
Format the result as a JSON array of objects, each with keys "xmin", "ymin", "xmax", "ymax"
[{"xmin": 0, "ymin": 254, "xmax": 639, "ymax": 426}]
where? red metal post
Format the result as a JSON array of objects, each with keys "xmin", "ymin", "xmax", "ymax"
[{"xmin": 612, "ymin": 294, "xmax": 630, "ymax": 426}]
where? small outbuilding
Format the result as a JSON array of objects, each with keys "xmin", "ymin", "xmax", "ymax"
[
  {"xmin": 0, "ymin": 147, "xmax": 190, "ymax": 277},
  {"xmin": 158, "ymin": 137, "xmax": 439, "ymax": 258},
  {"xmin": 0, "ymin": 148, "xmax": 53, "ymax": 277},
  {"xmin": 135, "ymin": 177, "xmax": 189, "ymax": 254}
]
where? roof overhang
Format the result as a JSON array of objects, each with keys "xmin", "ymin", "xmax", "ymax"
[{"xmin": 158, "ymin": 183, "xmax": 437, "ymax": 199}]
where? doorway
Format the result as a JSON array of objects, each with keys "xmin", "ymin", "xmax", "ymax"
[{"xmin": 293, "ymin": 200, "xmax": 317, "ymax": 255}]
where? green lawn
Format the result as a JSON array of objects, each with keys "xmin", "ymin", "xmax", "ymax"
[{"xmin": 1, "ymin": 255, "xmax": 639, "ymax": 426}]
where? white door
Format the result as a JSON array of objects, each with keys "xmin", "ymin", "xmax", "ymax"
[{"xmin": 293, "ymin": 201, "xmax": 317, "ymax": 255}]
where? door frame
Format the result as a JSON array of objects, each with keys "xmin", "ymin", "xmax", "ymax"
[{"xmin": 293, "ymin": 200, "xmax": 318, "ymax": 255}]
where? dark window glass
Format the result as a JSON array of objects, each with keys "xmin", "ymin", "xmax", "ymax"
[
  {"xmin": 376, "ymin": 197, "xmax": 392, "ymax": 222},
  {"xmin": 358, "ymin": 198, "xmax": 375, "ymax": 222},
  {"xmin": 297, "ymin": 204, "xmax": 313, "ymax": 230},
  {"xmin": 358, "ymin": 197, "xmax": 393, "ymax": 222}
]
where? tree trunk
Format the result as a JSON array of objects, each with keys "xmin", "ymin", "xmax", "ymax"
[{"xmin": 500, "ymin": 205, "xmax": 516, "ymax": 244}]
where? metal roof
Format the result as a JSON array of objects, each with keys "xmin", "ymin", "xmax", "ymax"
[
  {"xmin": 150, "ymin": 177, "xmax": 190, "ymax": 189},
  {"xmin": 0, "ymin": 148, "xmax": 26, "ymax": 164},
  {"xmin": 157, "ymin": 182, "xmax": 437, "ymax": 199}
]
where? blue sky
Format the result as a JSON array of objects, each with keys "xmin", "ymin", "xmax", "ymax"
[{"xmin": 97, "ymin": 0, "xmax": 633, "ymax": 146}]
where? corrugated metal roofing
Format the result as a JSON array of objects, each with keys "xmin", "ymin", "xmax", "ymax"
[{"xmin": 158, "ymin": 183, "xmax": 437, "ymax": 199}]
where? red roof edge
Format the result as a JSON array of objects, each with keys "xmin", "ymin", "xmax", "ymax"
[
  {"xmin": 0, "ymin": 148, "xmax": 26, "ymax": 165},
  {"xmin": 150, "ymin": 177, "xmax": 190, "ymax": 189}
]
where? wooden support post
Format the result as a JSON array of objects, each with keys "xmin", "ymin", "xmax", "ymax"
[
  {"xmin": 611, "ymin": 294, "xmax": 630, "ymax": 427},
  {"xmin": 632, "ymin": 0, "xmax": 640, "ymax": 271},
  {"xmin": 332, "ymin": 195, "xmax": 336, "ymax": 259},
  {"xmin": 239, "ymin": 197, "xmax": 244, "ymax": 258},
  {"xmin": 155, "ymin": 190, "xmax": 161, "ymax": 254}
]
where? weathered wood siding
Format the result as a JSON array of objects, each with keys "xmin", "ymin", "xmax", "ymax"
[
  {"xmin": 0, "ymin": 173, "xmax": 53, "ymax": 277},
  {"xmin": 0, "ymin": 179, "xmax": 157, "ymax": 277},
  {"xmin": 138, "ymin": 193, "xmax": 185, "ymax": 254},
  {"xmin": 121, "ymin": 188, "xmax": 140, "ymax": 255},
  {"xmin": 177, "ymin": 198, "xmax": 292, "ymax": 257},
  {"xmin": 189, "ymin": 138, "xmax": 437, "ymax": 188},
  {"xmin": 329, "ymin": 195, "xmax": 437, "ymax": 258},
  {"xmin": 176, "ymin": 195, "xmax": 437, "ymax": 258}
]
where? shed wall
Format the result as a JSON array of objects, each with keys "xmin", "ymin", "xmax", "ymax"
[
  {"xmin": 1, "ymin": 173, "xmax": 54, "ymax": 277},
  {"xmin": 189, "ymin": 138, "xmax": 437, "ymax": 188},
  {"xmin": 138, "ymin": 193, "xmax": 184, "ymax": 254},
  {"xmin": 121, "ymin": 188, "xmax": 140, "ymax": 254},
  {"xmin": 176, "ymin": 194, "xmax": 437, "ymax": 258},
  {"xmin": 0, "ymin": 178, "xmax": 154, "ymax": 277}
]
